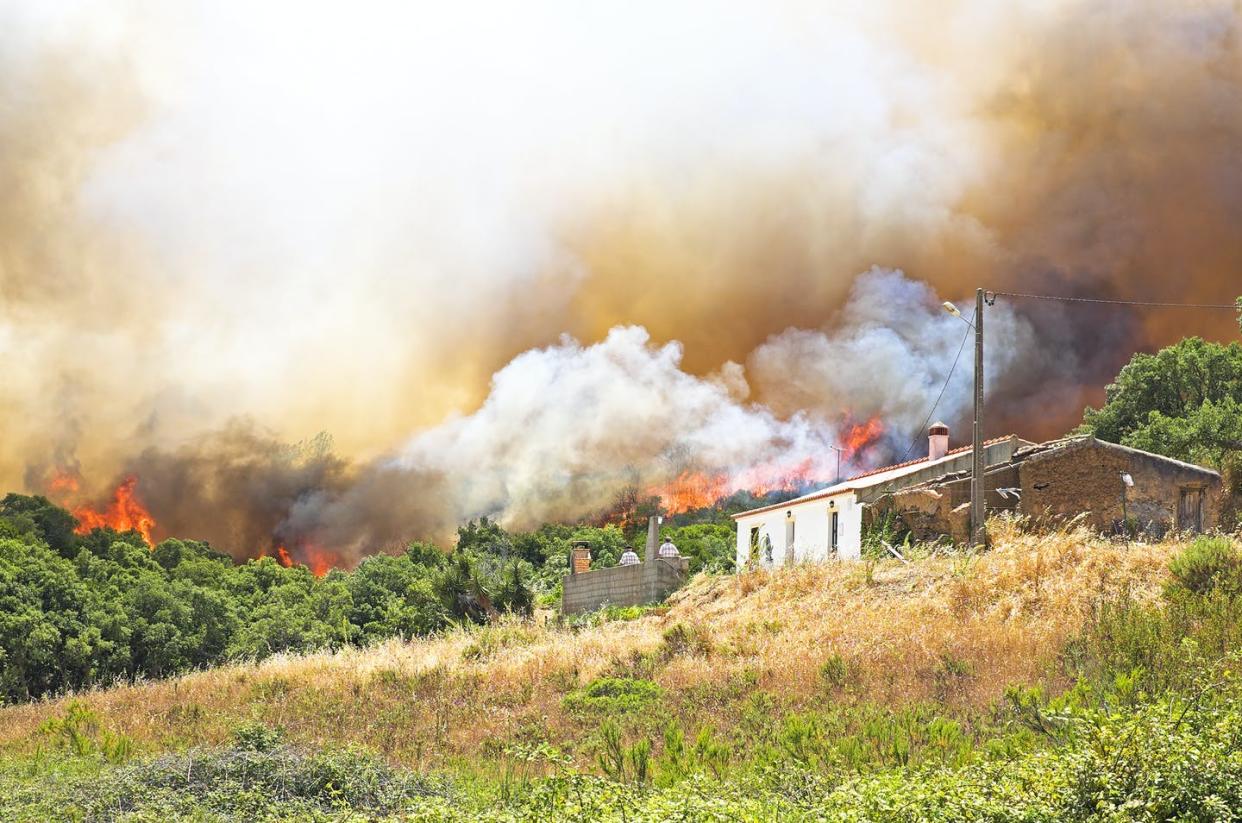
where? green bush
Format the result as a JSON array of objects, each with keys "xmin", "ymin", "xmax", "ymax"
[
  {"xmin": 563, "ymin": 677, "xmax": 664, "ymax": 716},
  {"xmin": 1168, "ymin": 536, "xmax": 1242, "ymax": 597}
]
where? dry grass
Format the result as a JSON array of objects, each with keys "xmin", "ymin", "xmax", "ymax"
[{"xmin": 0, "ymin": 526, "xmax": 1181, "ymax": 768}]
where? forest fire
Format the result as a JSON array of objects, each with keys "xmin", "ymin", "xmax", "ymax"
[
  {"xmin": 71, "ymin": 475, "xmax": 157, "ymax": 547},
  {"xmin": 265, "ymin": 541, "xmax": 337, "ymax": 577},
  {"xmin": 841, "ymin": 417, "xmax": 885, "ymax": 455},
  {"xmin": 647, "ymin": 416, "xmax": 887, "ymax": 515}
]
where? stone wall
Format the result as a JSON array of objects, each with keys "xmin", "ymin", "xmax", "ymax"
[
  {"xmin": 864, "ymin": 464, "xmax": 1019, "ymax": 545},
  {"xmin": 863, "ymin": 437, "xmax": 1221, "ymax": 543},
  {"xmin": 1017, "ymin": 438, "xmax": 1220, "ymax": 535},
  {"xmin": 561, "ymin": 557, "xmax": 690, "ymax": 615}
]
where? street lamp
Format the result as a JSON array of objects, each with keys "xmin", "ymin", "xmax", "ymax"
[
  {"xmin": 943, "ymin": 289, "xmax": 987, "ymax": 548},
  {"xmin": 828, "ymin": 444, "xmax": 845, "ymax": 484}
]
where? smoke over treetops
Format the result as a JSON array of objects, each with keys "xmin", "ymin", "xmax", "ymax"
[{"xmin": 1, "ymin": 1, "xmax": 1240, "ymax": 565}]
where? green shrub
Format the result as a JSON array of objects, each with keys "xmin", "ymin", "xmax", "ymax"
[
  {"xmin": 232, "ymin": 721, "xmax": 283, "ymax": 752},
  {"xmin": 661, "ymin": 622, "xmax": 713, "ymax": 658},
  {"xmin": 819, "ymin": 654, "xmax": 850, "ymax": 690},
  {"xmin": 563, "ymin": 677, "xmax": 664, "ymax": 716},
  {"xmin": 1168, "ymin": 536, "xmax": 1242, "ymax": 597}
]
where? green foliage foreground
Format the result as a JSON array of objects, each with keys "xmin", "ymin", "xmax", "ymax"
[
  {"xmin": 3, "ymin": 665, "xmax": 1242, "ymax": 821},
  {"xmin": 5, "ymin": 536, "xmax": 1242, "ymax": 822}
]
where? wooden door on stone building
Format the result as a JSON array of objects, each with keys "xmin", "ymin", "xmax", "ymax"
[{"xmin": 1178, "ymin": 487, "xmax": 1204, "ymax": 533}]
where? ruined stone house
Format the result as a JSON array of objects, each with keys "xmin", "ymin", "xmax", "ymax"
[{"xmin": 868, "ymin": 435, "xmax": 1222, "ymax": 543}]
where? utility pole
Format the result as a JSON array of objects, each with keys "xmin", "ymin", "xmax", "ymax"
[{"xmin": 971, "ymin": 288, "xmax": 985, "ymax": 548}]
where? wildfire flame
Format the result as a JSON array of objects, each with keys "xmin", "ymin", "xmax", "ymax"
[
  {"xmin": 266, "ymin": 540, "xmax": 337, "ymax": 577},
  {"xmin": 841, "ymin": 417, "xmax": 885, "ymax": 455},
  {"xmin": 646, "ymin": 415, "xmax": 887, "ymax": 515},
  {"xmin": 72, "ymin": 475, "xmax": 157, "ymax": 546}
]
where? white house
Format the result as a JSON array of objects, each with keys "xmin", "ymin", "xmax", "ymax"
[{"xmin": 733, "ymin": 425, "xmax": 1030, "ymax": 568}]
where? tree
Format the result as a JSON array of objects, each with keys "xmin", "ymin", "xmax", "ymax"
[
  {"xmin": 0, "ymin": 494, "xmax": 78, "ymax": 555},
  {"xmin": 1081, "ymin": 336, "xmax": 1242, "ymax": 465}
]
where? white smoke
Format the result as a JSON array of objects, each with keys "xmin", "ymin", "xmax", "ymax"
[
  {"xmin": 749, "ymin": 268, "xmax": 1041, "ymax": 456},
  {"xmin": 390, "ymin": 324, "xmax": 841, "ymax": 530},
  {"xmin": 310, "ymin": 268, "xmax": 1024, "ymax": 536}
]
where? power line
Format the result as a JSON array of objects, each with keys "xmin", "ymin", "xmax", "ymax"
[
  {"xmin": 900, "ymin": 310, "xmax": 973, "ymax": 462},
  {"xmin": 990, "ymin": 291, "xmax": 1239, "ymax": 310}
]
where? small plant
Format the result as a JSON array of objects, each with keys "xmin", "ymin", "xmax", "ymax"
[
  {"xmin": 563, "ymin": 677, "xmax": 664, "ymax": 716},
  {"xmin": 594, "ymin": 720, "xmax": 652, "ymax": 784},
  {"xmin": 232, "ymin": 721, "xmax": 284, "ymax": 752},
  {"xmin": 38, "ymin": 701, "xmax": 136, "ymax": 764},
  {"xmin": 661, "ymin": 621, "xmax": 713, "ymax": 658},
  {"xmin": 819, "ymin": 653, "xmax": 850, "ymax": 690}
]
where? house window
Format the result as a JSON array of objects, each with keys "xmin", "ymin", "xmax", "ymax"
[
  {"xmin": 830, "ymin": 512, "xmax": 839, "ymax": 552},
  {"xmin": 748, "ymin": 527, "xmax": 760, "ymax": 567}
]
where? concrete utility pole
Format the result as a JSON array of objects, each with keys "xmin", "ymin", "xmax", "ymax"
[
  {"xmin": 971, "ymin": 288, "xmax": 985, "ymax": 548},
  {"xmin": 942, "ymin": 290, "xmax": 988, "ymax": 547}
]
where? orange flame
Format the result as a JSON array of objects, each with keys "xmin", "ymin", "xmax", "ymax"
[
  {"xmin": 304, "ymin": 544, "xmax": 337, "ymax": 577},
  {"xmin": 841, "ymin": 416, "xmax": 885, "ymax": 456},
  {"xmin": 649, "ymin": 471, "xmax": 731, "ymax": 515},
  {"xmin": 645, "ymin": 416, "xmax": 887, "ymax": 516},
  {"xmin": 269, "ymin": 540, "xmax": 337, "ymax": 577},
  {"xmin": 72, "ymin": 475, "xmax": 156, "ymax": 546}
]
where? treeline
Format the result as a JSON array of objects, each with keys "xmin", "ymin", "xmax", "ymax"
[{"xmin": 0, "ymin": 494, "xmax": 734, "ymax": 703}]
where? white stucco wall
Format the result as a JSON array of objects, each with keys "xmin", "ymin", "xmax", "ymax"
[{"xmin": 734, "ymin": 492, "xmax": 860, "ymax": 570}]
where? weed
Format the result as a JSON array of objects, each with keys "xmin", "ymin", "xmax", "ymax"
[
  {"xmin": 819, "ymin": 653, "xmax": 850, "ymax": 691},
  {"xmin": 563, "ymin": 677, "xmax": 664, "ymax": 717}
]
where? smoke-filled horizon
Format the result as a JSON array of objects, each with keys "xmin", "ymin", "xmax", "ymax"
[{"xmin": 2, "ymin": 1, "xmax": 1240, "ymax": 563}]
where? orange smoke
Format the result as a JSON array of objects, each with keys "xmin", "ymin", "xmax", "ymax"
[
  {"xmin": 48, "ymin": 470, "xmax": 81, "ymax": 495},
  {"xmin": 72, "ymin": 475, "xmax": 156, "ymax": 547}
]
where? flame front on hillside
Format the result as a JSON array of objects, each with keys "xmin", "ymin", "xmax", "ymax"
[{"xmin": 71, "ymin": 475, "xmax": 157, "ymax": 547}]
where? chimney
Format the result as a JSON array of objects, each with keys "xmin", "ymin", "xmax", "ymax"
[{"xmin": 928, "ymin": 422, "xmax": 949, "ymax": 461}]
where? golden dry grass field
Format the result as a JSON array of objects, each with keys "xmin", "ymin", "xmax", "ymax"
[{"xmin": 0, "ymin": 523, "xmax": 1181, "ymax": 771}]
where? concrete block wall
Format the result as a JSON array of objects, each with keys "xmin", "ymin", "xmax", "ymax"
[{"xmin": 561, "ymin": 557, "xmax": 689, "ymax": 615}]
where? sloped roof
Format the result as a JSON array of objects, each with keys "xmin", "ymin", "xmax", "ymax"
[
  {"xmin": 1014, "ymin": 434, "xmax": 1221, "ymax": 477},
  {"xmin": 732, "ymin": 435, "xmax": 1018, "ymax": 519}
]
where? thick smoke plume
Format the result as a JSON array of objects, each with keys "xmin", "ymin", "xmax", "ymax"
[{"xmin": 2, "ymin": 1, "xmax": 1241, "ymax": 563}]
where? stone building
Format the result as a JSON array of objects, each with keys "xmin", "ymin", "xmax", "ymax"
[{"xmin": 868, "ymin": 435, "xmax": 1222, "ymax": 542}]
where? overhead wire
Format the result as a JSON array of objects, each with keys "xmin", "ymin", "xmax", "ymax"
[
  {"xmin": 900, "ymin": 309, "xmax": 973, "ymax": 462},
  {"xmin": 897, "ymin": 290, "xmax": 1237, "ymax": 463},
  {"xmin": 989, "ymin": 291, "xmax": 1238, "ymax": 310}
]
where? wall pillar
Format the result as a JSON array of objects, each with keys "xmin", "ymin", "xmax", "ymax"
[{"xmin": 645, "ymin": 515, "xmax": 659, "ymax": 563}]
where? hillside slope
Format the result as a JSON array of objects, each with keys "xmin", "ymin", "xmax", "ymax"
[{"xmin": 0, "ymin": 523, "xmax": 1176, "ymax": 768}]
